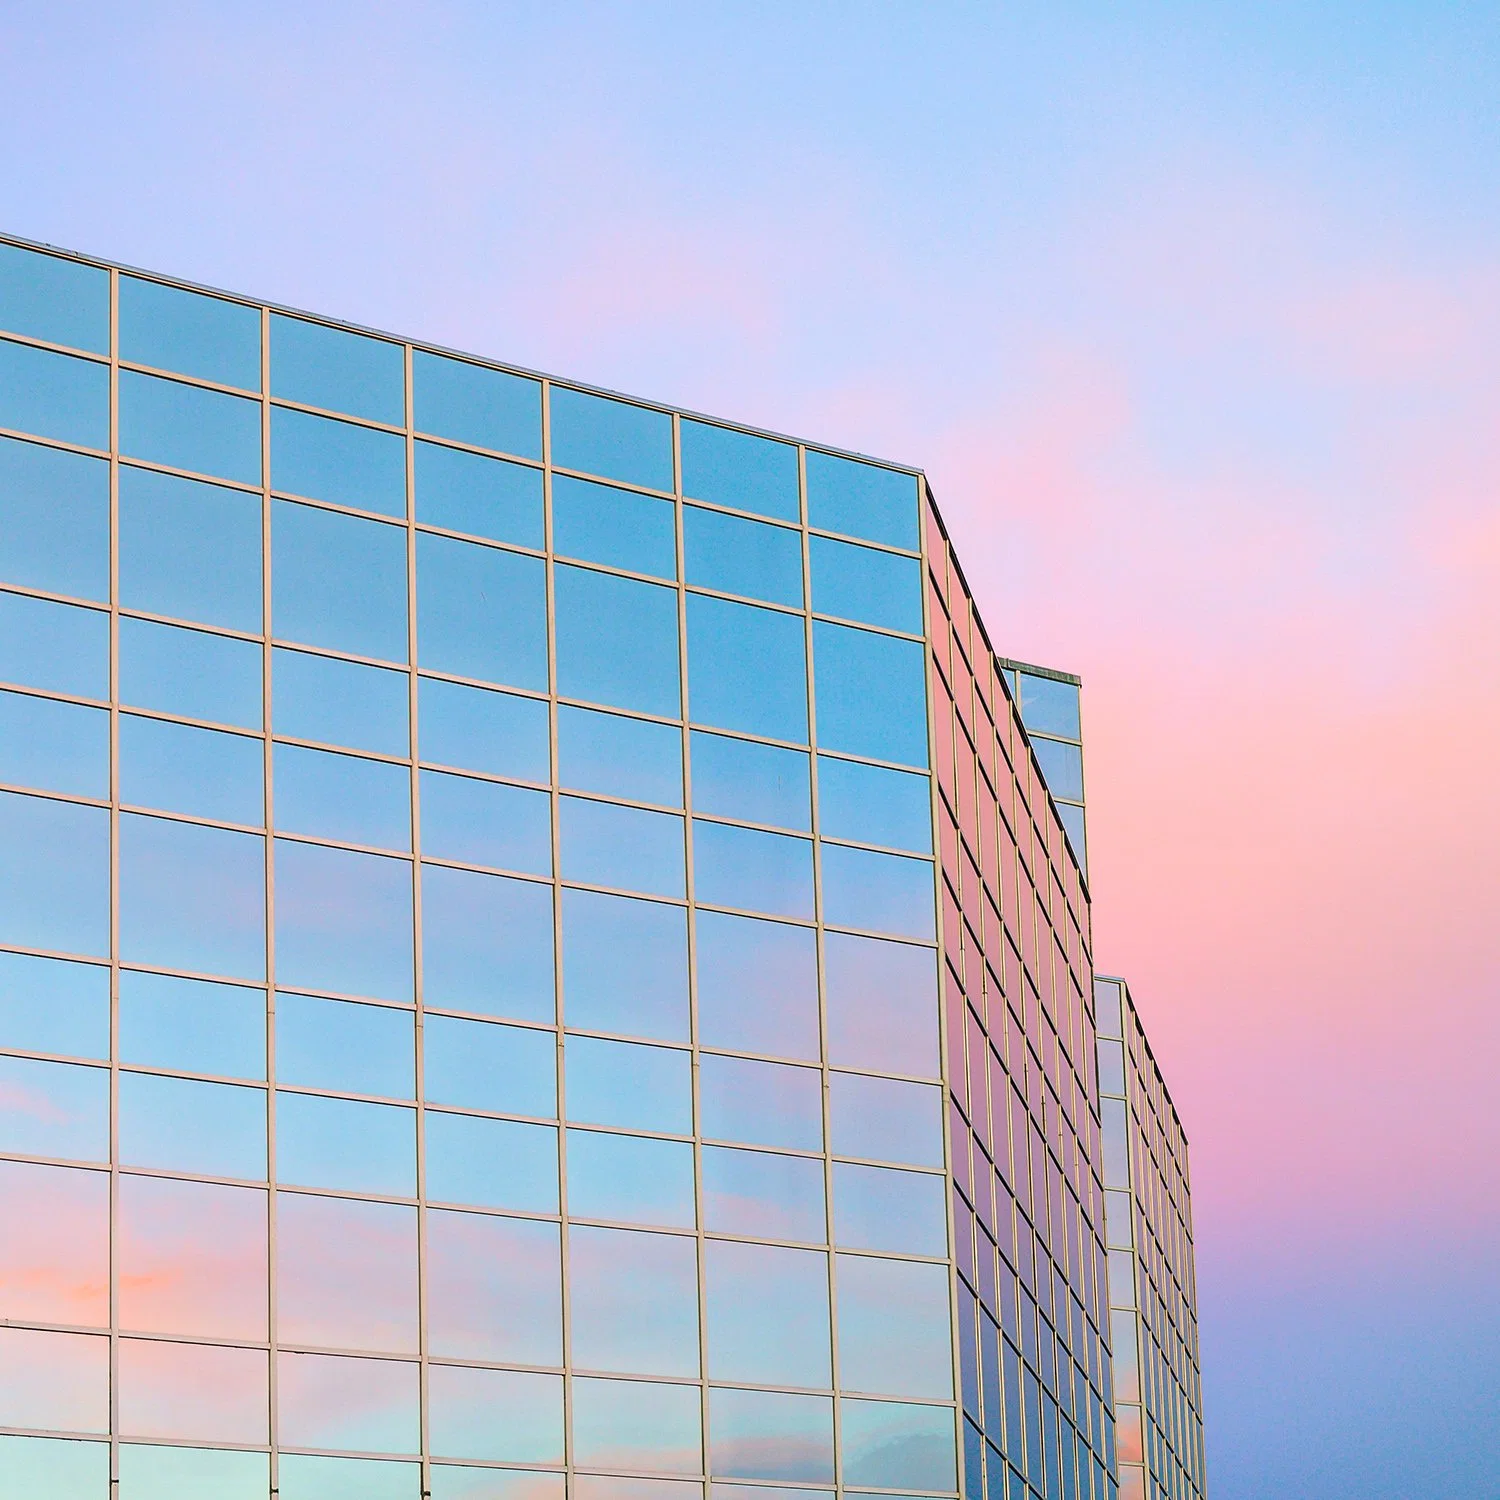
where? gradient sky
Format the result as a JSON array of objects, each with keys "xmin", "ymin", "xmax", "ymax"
[{"xmin": 3, "ymin": 5, "xmax": 1498, "ymax": 1494}]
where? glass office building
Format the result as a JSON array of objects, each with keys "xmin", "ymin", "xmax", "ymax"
[{"xmin": 0, "ymin": 231, "xmax": 1199, "ymax": 1500}]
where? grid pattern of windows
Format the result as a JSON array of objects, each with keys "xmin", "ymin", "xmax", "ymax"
[
  {"xmin": 1094, "ymin": 979, "xmax": 1205, "ymax": 1500},
  {"xmin": 999, "ymin": 662, "xmax": 1085, "ymax": 879},
  {"xmin": 925, "ymin": 507, "xmax": 1113, "ymax": 1500},
  {"xmin": 0, "ymin": 235, "xmax": 957, "ymax": 1500}
]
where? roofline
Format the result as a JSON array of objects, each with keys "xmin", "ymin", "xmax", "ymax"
[
  {"xmin": 995, "ymin": 657, "xmax": 1083, "ymax": 689},
  {"xmin": 1096, "ymin": 971, "xmax": 1192, "ymax": 1149}
]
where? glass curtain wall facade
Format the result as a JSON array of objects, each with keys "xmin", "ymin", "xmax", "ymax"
[
  {"xmin": 996, "ymin": 664, "xmax": 1085, "ymax": 880},
  {"xmin": 1093, "ymin": 980, "xmax": 1205, "ymax": 1500}
]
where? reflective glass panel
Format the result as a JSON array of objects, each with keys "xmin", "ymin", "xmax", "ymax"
[
  {"xmin": 553, "ymin": 474, "xmax": 676, "ymax": 580},
  {"xmin": 0, "ymin": 435, "xmax": 108, "ymax": 600},
  {"xmin": 272, "ymin": 499, "xmax": 408, "ymax": 662},
  {"xmin": 836, "ymin": 1254, "xmax": 953, "ymax": 1398},
  {"xmin": 119, "ymin": 814, "xmax": 265, "ymax": 979},
  {"xmin": 0, "ymin": 339, "xmax": 108, "ymax": 449},
  {"xmin": 568, "ymin": 1225, "xmax": 699, "ymax": 1377},
  {"xmin": 0, "ymin": 1327, "xmax": 108, "ymax": 1434},
  {"xmin": 0, "ymin": 792, "xmax": 108, "ymax": 957},
  {"xmin": 683, "ymin": 505, "xmax": 802, "ymax": 607},
  {"xmin": 559, "ymin": 704, "xmax": 683, "ymax": 807},
  {"xmin": 1016, "ymin": 674, "xmax": 1081, "ymax": 740},
  {"xmin": 415, "ymin": 440, "xmax": 544, "ymax": 547},
  {"xmin": 707, "ymin": 1387, "xmax": 833, "ymax": 1483},
  {"xmin": 686, "ymin": 595, "xmax": 807, "ymax": 743},
  {"xmin": 566, "ymin": 1129, "xmax": 696, "ymax": 1228},
  {"xmin": 275, "ymin": 743, "xmax": 410, "ymax": 851},
  {"xmin": 572, "ymin": 1375, "xmax": 701, "ymax": 1473},
  {"xmin": 272, "ymin": 646, "xmax": 408, "ymax": 756},
  {"xmin": 417, "ymin": 533, "xmax": 548, "ymax": 692},
  {"xmin": 413, "ymin": 350, "xmax": 542, "ymax": 460},
  {"xmin": 0, "ymin": 243, "xmax": 108, "ymax": 352},
  {"xmin": 118, "ymin": 970, "xmax": 264, "ymax": 1079},
  {"xmin": 428, "ymin": 1366, "xmax": 563, "ymax": 1465},
  {"xmin": 817, "ymin": 756, "xmax": 931, "ymax": 853},
  {"xmin": 0, "ymin": 690, "xmax": 107, "ymax": 798},
  {"xmin": 0, "ymin": 590, "xmax": 107, "ymax": 701},
  {"xmin": 561, "ymin": 889, "xmax": 689, "ymax": 1041},
  {"xmin": 429, "ymin": 1466, "xmax": 565, "ymax": 1500},
  {"xmin": 419, "ymin": 676, "xmax": 549, "ymax": 781},
  {"xmin": 117, "ymin": 1444, "xmax": 269, "ymax": 1500},
  {"xmin": 420, "ymin": 769, "xmax": 551, "ymax": 874},
  {"xmin": 805, "ymin": 452, "xmax": 917, "ymax": 551},
  {"xmin": 424, "ymin": 1112, "xmax": 558, "ymax": 1212},
  {"xmin": 276, "ymin": 1092, "xmax": 415, "ymax": 1195},
  {"xmin": 119, "ymin": 275, "xmax": 260, "ymax": 390},
  {"xmin": 820, "ymin": 843, "xmax": 935, "ymax": 941},
  {"xmin": 279, "ymin": 1454, "xmax": 419, "ymax": 1500},
  {"xmin": 679, "ymin": 420, "xmax": 799, "ymax": 523},
  {"xmin": 561, "ymin": 796, "xmax": 685, "ymax": 899},
  {"xmin": 1056, "ymin": 803, "xmax": 1086, "ymax": 869},
  {"xmin": 829, "ymin": 1073, "xmax": 943, "ymax": 1167},
  {"xmin": 276, "ymin": 994, "xmax": 414, "ymax": 1099},
  {"xmin": 270, "ymin": 314, "xmax": 405, "ymax": 426},
  {"xmin": 423, "ymin": 1014, "xmax": 556, "ymax": 1118},
  {"xmin": 274, "ymin": 839, "xmax": 412, "ymax": 1001},
  {"xmin": 812, "ymin": 622, "xmax": 927, "ymax": 767},
  {"xmin": 823, "ymin": 932, "xmax": 939, "ymax": 1077},
  {"xmin": 693, "ymin": 821, "xmax": 814, "ymax": 920},
  {"xmin": 425, "ymin": 1209, "xmax": 561, "ymax": 1365},
  {"xmin": 551, "ymin": 387, "xmax": 672, "ymax": 493},
  {"xmin": 841, "ymin": 1399, "xmax": 957, "ymax": 1491},
  {"xmin": 272, "ymin": 406, "xmax": 406, "ymax": 518},
  {"xmin": 120, "ymin": 715, "xmax": 263, "ymax": 826},
  {"xmin": 1031, "ymin": 736, "xmax": 1084, "ymax": 803},
  {"xmin": 117, "ymin": 1073, "xmax": 264, "ymax": 1178},
  {"xmin": 565, "ymin": 1036, "xmax": 692, "ymax": 1135},
  {"xmin": 120, "ymin": 616, "xmax": 262, "ymax": 729},
  {"xmin": 118, "ymin": 370, "xmax": 261, "ymax": 485},
  {"xmin": 0, "ymin": 950, "xmax": 108, "ymax": 1059},
  {"xmin": 688, "ymin": 732, "xmax": 809, "ymax": 832},
  {"xmin": 705, "ymin": 1241, "xmax": 830, "ymax": 1387},
  {"xmin": 276, "ymin": 1350, "xmax": 420, "ymax": 1453},
  {"xmin": 554, "ymin": 564, "xmax": 679, "ymax": 717},
  {"xmin": 700, "ymin": 1054, "xmax": 822, "ymax": 1152},
  {"xmin": 832, "ymin": 1163, "xmax": 947, "ymax": 1257},
  {"xmin": 116, "ymin": 1337, "xmax": 268, "ymax": 1444},
  {"xmin": 1, "ymin": 1436, "xmax": 106, "ymax": 1497},
  {"xmin": 693, "ymin": 911, "xmax": 819, "ymax": 1061},
  {"xmin": 421, "ymin": 864, "xmax": 555, "ymax": 1022},
  {"xmin": 575, "ymin": 1475, "xmax": 701, "ymax": 1500},
  {"xmin": 700, "ymin": 1146, "xmax": 826, "ymax": 1243},
  {"xmin": 808, "ymin": 535, "xmax": 922, "ymax": 634},
  {"xmin": 0, "ymin": 1159, "xmax": 108, "ymax": 1325}
]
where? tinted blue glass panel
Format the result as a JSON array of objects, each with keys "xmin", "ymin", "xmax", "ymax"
[
  {"xmin": 0, "ymin": 791, "xmax": 109, "ymax": 957},
  {"xmin": 553, "ymin": 475, "xmax": 676, "ymax": 580},
  {"xmin": 694, "ymin": 911, "xmax": 819, "ymax": 1061},
  {"xmin": 708, "ymin": 1388, "xmax": 833, "ymax": 1483},
  {"xmin": 833, "ymin": 1163, "xmax": 947, "ymax": 1257},
  {"xmin": 412, "ymin": 350, "xmax": 541, "ymax": 459},
  {"xmin": 568, "ymin": 1225, "xmax": 699, "ymax": 1378},
  {"xmin": 808, "ymin": 536, "xmax": 922, "ymax": 634},
  {"xmin": 0, "ymin": 243, "xmax": 108, "ymax": 353},
  {"xmin": 704, "ymin": 1241, "xmax": 830, "ymax": 1387},
  {"xmin": 119, "ymin": 813, "xmax": 265, "ymax": 980},
  {"xmin": 120, "ymin": 276, "xmax": 261, "ymax": 390},
  {"xmin": 277, "ymin": 1092, "xmax": 415, "ymax": 1195},
  {"xmin": 0, "ymin": 690, "xmax": 107, "ymax": 798},
  {"xmin": 0, "ymin": 436, "xmax": 108, "ymax": 600},
  {"xmin": 415, "ymin": 441, "xmax": 543, "ymax": 548},
  {"xmin": 1031, "ymin": 737, "xmax": 1084, "ymax": 803},
  {"xmin": 1057, "ymin": 804, "xmax": 1086, "ymax": 870},
  {"xmin": 272, "ymin": 500, "xmax": 408, "ymax": 663},
  {"xmin": 554, "ymin": 565, "xmax": 679, "ymax": 717},
  {"xmin": 560, "ymin": 889, "xmax": 688, "ymax": 1042},
  {"xmin": 842, "ymin": 1399, "xmax": 956, "ymax": 1491},
  {"xmin": 0, "ymin": 1055, "xmax": 108, "ymax": 1160},
  {"xmin": 119, "ymin": 370, "xmax": 261, "ymax": 485},
  {"xmin": 823, "ymin": 933, "xmax": 939, "ymax": 1078},
  {"xmin": 418, "ymin": 678, "xmax": 549, "ymax": 782},
  {"xmin": 836, "ymin": 1255, "xmax": 952, "ymax": 1399},
  {"xmin": 571, "ymin": 1375, "xmax": 700, "ymax": 1473},
  {"xmin": 812, "ymin": 622, "xmax": 927, "ymax": 767},
  {"xmin": 551, "ymin": 387, "xmax": 672, "ymax": 492},
  {"xmin": 0, "ymin": 591, "xmax": 108, "ymax": 699},
  {"xmin": 0, "ymin": 951, "xmax": 108, "ymax": 1060},
  {"xmin": 683, "ymin": 506, "xmax": 803, "ymax": 607},
  {"xmin": 276, "ymin": 994, "xmax": 414, "ymax": 1099},
  {"xmin": 275, "ymin": 840, "xmax": 412, "ymax": 1002},
  {"xmin": 561, "ymin": 796, "xmax": 684, "ymax": 899},
  {"xmin": 119, "ymin": 465, "xmax": 262, "ymax": 633},
  {"xmin": 558, "ymin": 705, "xmax": 682, "ymax": 807},
  {"xmin": 564, "ymin": 1036, "xmax": 691, "ymax": 1135},
  {"xmin": 423, "ymin": 1015, "xmax": 555, "ymax": 1118},
  {"xmin": 279, "ymin": 1454, "xmax": 418, "ymax": 1500},
  {"xmin": 270, "ymin": 314, "xmax": 404, "ymax": 426},
  {"xmin": 686, "ymin": 595, "xmax": 806, "ymax": 742},
  {"xmin": 805, "ymin": 452, "xmax": 917, "ymax": 551},
  {"xmin": 272, "ymin": 407, "xmax": 407, "ymax": 518},
  {"xmin": 428, "ymin": 1366, "xmax": 563, "ymax": 1465},
  {"xmin": 118, "ymin": 971, "xmax": 265, "ymax": 1080},
  {"xmin": 416, "ymin": 534, "xmax": 547, "ymax": 692},
  {"xmin": 1016, "ymin": 674, "xmax": 1080, "ymax": 740},
  {"xmin": 829, "ymin": 1073, "xmax": 943, "ymax": 1167},
  {"xmin": 693, "ymin": 821, "xmax": 813, "ymax": 920},
  {"xmin": 424, "ymin": 1112, "xmax": 557, "ymax": 1212},
  {"xmin": 118, "ymin": 1072, "xmax": 264, "ymax": 1178},
  {"xmin": 272, "ymin": 648, "xmax": 408, "ymax": 757},
  {"xmin": 420, "ymin": 770, "xmax": 550, "ymax": 875},
  {"xmin": 430, "ymin": 1468, "xmax": 564, "ymax": 1500},
  {"xmin": 680, "ymin": 420, "xmax": 799, "ymax": 522},
  {"xmin": 817, "ymin": 756, "xmax": 930, "ymax": 853},
  {"xmin": 120, "ymin": 716, "xmax": 263, "ymax": 826},
  {"xmin": 421, "ymin": 865, "xmax": 554, "ymax": 1023},
  {"xmin": 820, "ymin": 844, "xmax": 935, "ymax": 941},
  {"xmin": 119, "ymin": 617, "xmax": 261, "ymax": 729},
  {"xmin": 700, "ymin": 1054, "xmax": 822, "ymax": 1151},
  {"xmin": 701, "ymin": 1146, "xmax": 826, "ymax": 1243},
  {"xmin": 689, "ymin": 732, "xmax": 809, "ymax": 832},
  {"xmin": 566, "ymin": 1130, "xmax": 695, "ymax": 1228},
  {"xmin": 116, "ymin": 1444, "xmax": 270, "ymax": 1500},
  {"xmin": 0, "ymin": 339, "xmax": 108, "ymax": 449},
  {"xmin": 275, "ymin": 744, "xmax": 410, "ymax": 851}
]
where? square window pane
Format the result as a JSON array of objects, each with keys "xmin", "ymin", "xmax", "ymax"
[
  {"xmin": 829, "ymin": 1073, "xmax": 943, "ymax": 1168},
  {"xmin": 0, "ymin": 1435, "xmax": 109, "ymax": 1497},
  {"xmin": 0, "ymin": 435, "xmax": 109, "ymax": 601},
  {"xmin": 680, "ymin": 420, "xmax": 798, "ymax": 523},
  {"xmin": 555, "ymin": 564, "xmax": 679, "ymax": 718},
  {"xmin": 559, "ymin": 704, "xmax": 682, "ymax": 807},
  {"xmin": 0, "ymin": 243, "xmax": 108, "ymax": 353},
  {"xmin": 686, "ymin": 595, "xmax": 806, "ymax": 743},
  {"xmin": 692, "ymin": 821, "xmax": 813, "ymax": 920},
  {"xmin": 0, "ymin": 950, "xmax": 109, "ymax": 1059},
  {"xmin": 823, "ymin": 933, "xmax": 938, "ymax": 1078},
  {"xmin": 424, "ymin": 1111, "xmax": 558, "ymax": 1213},
  {"xmin": 277, "ymin": 1091, "xmax": 415, "ymax": 1195},
  {"xmin": 705, "ymin": 1241, "xmax": 830, "ymax": 1388},
  {"xmin": 119, "ymin": 275, "xmax": 260, "ymax": 390},
  {"xmin": 119, "ymin": 970, "xmax": 265, "ymax": 1079},
  {"xmin": 119, "ymin": 370, "xmax": 261, "ymax": 485},
  {"xmin": 0, "ymin": 590, "xmax": 108, "ymax": 700},
  {"xmin": 0, "ymin": 791, "xmax": 109, "ymax": 957},
  {"xmin": 276, "ymin": 993, "xmax": 414, "ymax": 1099},
  {"xmin": 568, "ymin": 1225, "xmax": 699, "ymax": 1378},
  {"xmin": 841, "ymin": 1398, "xmax": 956, "ymax": 1491},
  {"xmin": 684, "ymin": 506, "xmax": 802, "ymax": 607},
  {"xmin": 1031, "ymin": 737, "xmax": 1084, "ymax": 803},
  {"xmin": 561, "ymin": 889, "xmax": 688, "ymax": 1042},
  {"xmin": 423, "ymin": 1014, "xmax": 555, "ymax": 1118},
  {"xmin": 272, "ymin": 406, "xmax": 406, "ymax": 518},
  {"xmin": 413, "ymin": 351, "xmax": 541, "ymax": 460},
  {"xmin": 805, "ymin": 453, "xmax": 917, "ymax": 551},
  {"xmin": 812, "ymin": 622, "xmax": 927, "ymax": 767},
  {"xmin": 700, "ymin": 1055, "xmax": 821, "ymax": 1152},
  {"xmin": 0, "ymin": 1327, "xmax": 108, "ymax": 1434},
  {"xmin": 0, "ymin": 1056, "xmax": 108, "ymax": 1161},
  {"xmin": 565, "ymin": 1035, "xmax": 691, "ymax": 1135},
  {"xmin": 420, "ymin": 769, "xmax": 551, "ymax": 874},
  {"xmin": 832, "ymin": 1162, "xmax": 948, "ymax": 1257},
  {"xmin": 836, "ymin": 1255, "xmax": 952, "ymax": 1399},
  {"xmin": 553, "ymin": 474, "xmax": 676, "ymax": 580},
  {"xmin": 120, "ymin": 616, "xmax": 262, "ymax": 730},
  {"xmin": 706, "ymin": 1387, "xmax": 832, "ymax": 1483},
  {"xmin": 418, "ymin": 676, "xmax": 549, "ymax": 781},
  {"xmin": 120, "ymin": 715, "xmax": 264, "ymax": 826},
  {"xmin": 272, "ymin": 646, "xmax": 408, "ymax": 756},
  {"xmin": 276, "ymin": 1351, "xmax": 419, "ymax": 1454},
  {"xmin": 270, "ymin": 314, "xmax": 405, "ymax": 426},
  {"xmin": 415, "ymin": 440, "xmax": 543, "ymax": 547},
  {"xmin": 1016, "ymin": 674, "xmax": 1080, "ymax": 740},
  {"xmin": 118, "ymin": 1073, "xmax": 265, "ymax": 1179},
  {"xmin": 816, "ymin": 756, "xmax": 931, "ymax": 854},
  {"xmin": 688, "ymin": 732, "xmax": 809, "ymax": 832},
  {"xmin": 275, "ymin": 743, "xmax": 410, "ymax": 851},
  {"xmin": 0, "ymin": 339, "xmax": 108, "ymax": 449},
  {"xmin": 808, "ymin": 536, "xmax": 922, "ymax": 634},
  {"xmin": 566, "ymin": 1129, "xmax": 695, "ymax": 1228},
  {"xmin": 820, "ymin": 843, "xmax": 935, "ymax": 941},
  {"xmin": 693, "ymin": 911, "xmax": 818, "ymax": 1061},
  {"xmin": 0, "ymin": 689, "xmax": 108, "ymax": 798},
  {"xmin": 561, "ymin": 796, "xmax": 684, "ymax": 899},
  {"xmin": 0, "ymin": 1159, "xmax": 108, "ymax": 1326},
  {"xmin": 700, "ymin": 1146, "xmax": 825, "ymax": 1243},
  {"xmin": 428, "ymin": 1365, "xmax": 562, "ymax": 1465},
  {"xmin": 551, "ymin": 388, "xmax": 671, "ymax": 492},
  {"xmin": 572, "ymin": 1375, "xmax": 701, "ymax": 1473}
]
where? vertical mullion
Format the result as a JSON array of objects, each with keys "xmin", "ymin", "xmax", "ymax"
[{"xmin": 106, "ymin": 264, "xmax": 121, "ymax": 1493}]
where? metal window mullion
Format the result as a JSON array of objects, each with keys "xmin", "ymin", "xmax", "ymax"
[{"xmin": 106, "ymin": 264, "xmax": 121, "ymax": 1492}]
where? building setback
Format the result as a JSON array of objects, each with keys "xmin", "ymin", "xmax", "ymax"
[{"xmin": 0, "ymin": 231, "xmax": 1203, "ymax": 1500}]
